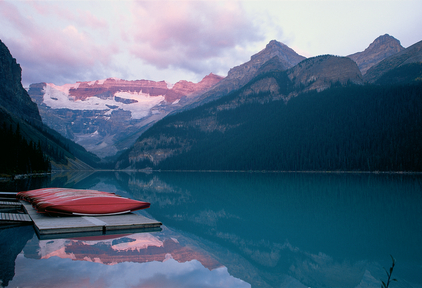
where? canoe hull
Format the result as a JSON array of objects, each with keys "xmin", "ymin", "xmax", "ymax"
[
  {"xmin": 17, "ymin": 188, "xmax": 150, "ymax": 216},
  {"xmin": 44, "ymin": 198, "xmax": 150, "ymax": 216}
]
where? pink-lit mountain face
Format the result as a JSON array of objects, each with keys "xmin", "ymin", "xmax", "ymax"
[{"xmin": 28, "ymin": 74, "xmax": 223, "ymax": 158}]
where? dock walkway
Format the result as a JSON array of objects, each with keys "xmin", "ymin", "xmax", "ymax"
[
  {"xmin": 0, "ymin": 200, "xmax": 23, "ymax": 208},
  {"xmin": 0, "ymin": 212, "xmax": 32, "ymax": 222},
  {"xmin": 0, "ymin": 198, "xmax": 30, "ymax": 224}
]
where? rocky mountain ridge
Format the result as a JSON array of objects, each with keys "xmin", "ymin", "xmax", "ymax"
[
  {"xmin": 183, "ymin": 40, "xmax": 306, "ymax": 109},
  {"xmin": 364, "ymin": 39, "xmax": 422, "ymax": 83},
  {"xmin": 347, "ymin": 34, "xmax": 404, "ymax": 75},
  {"xmin": 211, "ymin": 55, "xmax": 363, "ymax": 110}
]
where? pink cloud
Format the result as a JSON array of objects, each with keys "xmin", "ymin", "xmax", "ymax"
[
  {"xmin": 0, "ymin": 1, "xmax": 117, "ymax": 85},
  {"xmin": 0, "ymin": 1, "xmax": 35, "ymax": 34},
  {"xmin": 76, "ymin": 9, "xmax": 108, "ymax": 30},
  {"xmin": 129, "ymin": 1, "xmax": 264, "ymax": 73},
  {"xmin": 28, "ymin": 1, "xmax": 108, "ymax": 30},
  {"xmin": 0, "ymin": 0, "xmax": 266, "ymax": 85}
]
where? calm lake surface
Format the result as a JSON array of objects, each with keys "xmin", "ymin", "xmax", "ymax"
[{"xmin": 1, "ymin": 171, "xmax": 421, "ymax": 288}]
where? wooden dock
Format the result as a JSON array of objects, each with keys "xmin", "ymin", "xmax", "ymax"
[
  {"xmin": 0, "ymin": 192, "xmax": 162, "ymax": 238},
  {"xmin": 0, "ymin": 192, "xmax": 20, "ymax": 199},
  {"xmin": 21, "ymin": 201, "xmax": 162, "ymax": 237},
  {"xmin": 0, "ymin": 197, "xmax": 31, "ymax": 225},
  {"xmin": 0, "ymin": 200, "xmax": 23, "ymax": 208},
  {"xmin": 0, "ymin": 212, "xmax": 32, "ymax": 223}
]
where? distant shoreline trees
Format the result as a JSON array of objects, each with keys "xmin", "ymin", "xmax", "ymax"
[{"xmin": 0, "ymin": 123, "xmax": 50, "ymax": 175}]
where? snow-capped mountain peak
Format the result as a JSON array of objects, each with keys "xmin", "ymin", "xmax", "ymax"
[{"xmin": 28, "ymin": 74, "xmax": 223, "ymax": 158}]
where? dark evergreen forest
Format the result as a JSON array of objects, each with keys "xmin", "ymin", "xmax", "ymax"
[
  {"xmin": 155, "ymin": 83, "xmax": 422, "ymax": 172},
  {"xmin": 0, "ymin": 123, "xmax": 50, "ymax": 174}
]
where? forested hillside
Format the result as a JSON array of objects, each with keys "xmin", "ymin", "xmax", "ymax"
[
  {"xmin": 0, "ymin": 108, "xmax": 103, "ymax": 174},
  {"xmin": 126, "ymin": 81, "xmax": 422, "ymax": 172}
]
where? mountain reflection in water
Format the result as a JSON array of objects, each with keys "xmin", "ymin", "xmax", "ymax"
[
  {"xmin": 25, "ymin": 230, "xmax": 221, "ymax": 269},
  {"xmin": 2, "ymin": 171, "xmax": 422, "ymax": 288},
  {"xmin": 8, "ymin": 226, "xmax": 248, "ymax": 288}
]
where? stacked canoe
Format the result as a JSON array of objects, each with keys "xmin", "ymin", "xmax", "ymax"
[{"xmin": 17, "ymin": 188, "xmax": 150, "ymax": 216}]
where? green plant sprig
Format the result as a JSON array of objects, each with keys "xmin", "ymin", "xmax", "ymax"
[{"xmin": 381, "ymin": 255, "xmax": 397, "ymax": 288}]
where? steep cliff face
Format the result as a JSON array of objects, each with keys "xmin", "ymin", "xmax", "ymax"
[
  {"xmin": 63, "ymin": 76, "xmax": 225, "ymax": 103},
  {"xmin": 0, "ymin": 39, "xmax": 99, "ymax": 171},
  {"xmin": 348, "ymin": 34, "xmax": 404, "ymax": 75},
  {"xmin": 0, "ymin": 40, "xmax": 42, "ymax": 125},
  {"xmin": 0, "ymin": 40, "xmax": 51, "ymax": 174},
  {"xmin": 172, "ymin": 73, "xmax": 224, "ymax": 98},
  {"xmin": 29, "ymin": 74, "xmax": 223, "ymax": 158}
]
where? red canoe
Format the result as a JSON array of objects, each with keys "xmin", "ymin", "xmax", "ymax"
[
  {"xmin": 34, "ymin": 193, "xmax": 122, "ymax": 213},
  {"xmin": 31, "ymin": 189, "xmax": 117, "ymax": 208},
  {"xmin": 17, "ymin": 188, "xmax": 150, "ymax": 216},
  {"xmin": 19, "ymin": 188, "xmax": 116, "ymax": 203},
  {"xmin": 17, "ymin": 188, "xmax": 67, "ymax": 202}
]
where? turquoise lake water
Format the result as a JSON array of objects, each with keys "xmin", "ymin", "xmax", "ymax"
[{"xmin": 1, "ymin": 171, "xmax": 421, "ymax": 288}]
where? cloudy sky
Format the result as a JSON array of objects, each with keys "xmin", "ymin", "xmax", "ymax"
[{"xmin": 1, "ymin": 0, "xmax": 421, "ymax": 87}]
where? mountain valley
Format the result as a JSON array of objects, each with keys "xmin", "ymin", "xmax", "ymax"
[
  {"xmin": 1, "ymin": 34, "xmax": 422, "ymax": 173},
  {"xmin": 0, "ymin": 40, "xmax": 102, "ymax": 174}
]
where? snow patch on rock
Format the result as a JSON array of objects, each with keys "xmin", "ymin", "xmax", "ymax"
[{"xmin": 42, "ymin": 84, "xmax": 165, "ymax": 120}]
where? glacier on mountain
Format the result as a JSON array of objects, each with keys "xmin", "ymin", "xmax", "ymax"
[
  {"xmin": 28, "ymin": 74, "xmax": 224, "ymax": 158},
  {"xmin": 42, "ymin": 83, "xmax": 165, "ymax": 119}
]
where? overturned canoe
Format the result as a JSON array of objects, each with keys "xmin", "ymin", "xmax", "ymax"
[
  {"xmin": 17, "ymin": 188, "xmax": 115, "ymax": 203},
  {"xmin": 17, "ymin": 188, "xmax": 150, "ymax": 216}
]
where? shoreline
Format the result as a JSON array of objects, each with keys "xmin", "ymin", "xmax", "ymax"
[
  {"xmin": 58, "ymin": 169, "xmax": 422, "ymax": 175},
  {"xmin": 0, "ymin": 172, "xmax": 51, "ymax": 182},
  {"xmin": 2, "ymin": 169, "xmax": 421, "ymax": 182}
]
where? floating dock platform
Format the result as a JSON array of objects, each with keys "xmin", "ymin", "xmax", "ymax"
[
  {"xmin": 0, "ymin": 211, "xmax": 32, "ymax": 223},
  {"xmin": 0, "ymin": 192, "xmax": 162, "ymax": 238},
  {"xmin": 21, "ymin": 201, "xmax": 162, "ymax": 237},
  {"xmin": 0, "ymin": 196, "xmax": 32, "ymax": 225}
]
